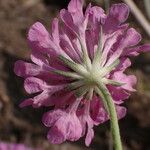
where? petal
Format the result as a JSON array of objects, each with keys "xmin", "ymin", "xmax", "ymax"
[
  {"xmin": 103, "ymin": 3, "xmax": 129, "ymax": 33},
  {"xmin": 137, "ymin": 44, "xmax": 150, "ymax": 53},
  {"xmin": 85, "ymin": 5, "xmax": 106, "ymax": 26},
  {"xmin": 80, "ymin": 101, "xmax": 95, "ymax": 146},
  {"xmin": 47, "ymin": 92, "xmax": 74, "ymax": 107},
  {"xmin": 121, "ymin": 28, "xmax": 141, "ymax": 47},
  {"xmin": 28, "ymin": 22, "xmax": 67, "ymax": 58},
  {"xmin": 108, "ymin": 85, "xmax": 130, "ymax": 103},
  {"xmin": 68, "ymin": 0, "xmax": 84, "ymax": 25},
  {"xmin": 106, "ymin": 28, "xmax": 141, "ymax": 66},
  {"xmin": 66, "ymin": 113, "xmax": 82, "ymax": 141},
  {"xmin": 47, "ymin": 126, "xmax": 66, "ymax": 144},
  {"xmin": 109, "ymin": 3, "xmax": 129, "ymax": 23},
  {"xmin": 68, "ymin": 0, "xmax": 83, "ymax": 14},
  {"xmin": 32, "ymin": 85, "xmax": 66, "ymax": 107},
  {"xmin": 60, "ymin": 9, "xmax": 77, "ymax": 33},
  {"xmin": 86, "ymin": 30, "xmax": 97, "ymax": 59},
  {"xmin": 30, "ymin": 49, "xmax": 49, "ymax": 66},
  {"xmin": 123, "ymin": 44, "xmax": 150, "ymax": 56},
  {"xmin": 32, "ymin": 91, "xmax": 52, "ymax": 107},
  {"xmin": 24, "ymin": 77, "xmax": 47, "ymax": 94},
  {"xmin": 47, "ymin": 112, "xmax": 82, "ymax": 144},
  {"xmin": 14, "ymin": 60, "xmax": 41, "ymax": 78},
  {"xmin": 51, "ymin": 18, "xmax": 60, "ymax": 45},
  {"xmin": 101, "ymin": 29, "xmax": 125, "ymax": 66},
  {"xmin": 85, "ymin": 128, "xmax": 94, "ymax": 147},
  {"xmin": 19, "ymin": 99, "xmax": 33, "ymax": 108},
  {"xmin": 14, "ymin": 60, "xmax": 66, "ymax": 83},
  {"xmin": 85, "ymin": 5, "xmax": 107, "ymax": 59},
  {"xmin": 42, "ymin": 110, "xmax": 65, "ymax": 127},
  {"xmin": 14, "ymin": 60, "xmax": 69, "ymax": 84},
  {"xmin": 116, "ymin": 58, "xmax": 131, "ymax": 71},
  {"xmin": 112, "ymin": 71, "xmax": 137, "ymax": 91},
  {"xmin": 60, "ymin": 3, "xmax": 87, "ymax": 38},
  {"xmin": 116, "ymin": 105, "xmax": 127, "ymax": 119},
  {"xmin": 85, "ymin": 116, "xmax": 94, "ymax": 146},
  {"xmin": 60, "ymin": 33, "xmax": 81, "ymax": 62},
  {"xmin": 28, "ymin": 22, "xmax": 51, "ymax": 48},
  {"xmin": 90, "ymin": 96, "xmax": 108, "ymax": 125},
  {"xmin": 78, "ymin": 114, "xmax": 86, "ymax": 137}
]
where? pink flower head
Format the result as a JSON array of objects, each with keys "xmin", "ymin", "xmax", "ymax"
[
  {"xmin": 14, "ymin": 0, "xmax": 150, "ymax": 146},
  {"xmin": 0, "ymin": 142, "xmax": 40, "ymax": 150}
]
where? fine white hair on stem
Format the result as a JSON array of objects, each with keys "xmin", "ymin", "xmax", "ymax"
[
  {"xmin": 123, "ymin": 0, "xmax": 150, "ymax": 37},
  {"xmin": 144, "ymin": 0, "xmax": 150, "ymax": 20}
]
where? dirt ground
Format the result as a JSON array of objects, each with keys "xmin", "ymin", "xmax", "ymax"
[{"xmin": 0, "ymin": 0, "xmax": 150, "ymax": 150}]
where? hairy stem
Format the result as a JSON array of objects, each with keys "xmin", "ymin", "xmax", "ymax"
[{"xmin": 97, "ymin": 83, "xmax": 122, "ymax": 150}]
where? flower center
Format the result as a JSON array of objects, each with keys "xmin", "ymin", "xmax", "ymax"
[
  {"xmin": 53, "ymin": 54, "xmax": 122, "ymax": 100},
  {"xmin": 52, "ymin": 27, "xmax": 123, "ymax": 100}
]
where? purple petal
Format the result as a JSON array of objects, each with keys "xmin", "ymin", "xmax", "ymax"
[
  {"xmin": 116, "ymin": 58, "xmax": 131, "ymax": 71},
  {"xmin": 60, "ymin": 33, "xmax": 81, "ymax": 62},
  {"xmin": 47, "ymin": 126, "xmax": 66, "ymax": 144},
  {"xmin": 85, "ymin": 5, "xmax": 106, "ymax": 26},
  {"xmin": 28, "ymin": 22, "xmax": 51, "ymax": 48},
  {"xmin": 19, "ymin": 99, "xmax": 34, "ymax": 108},
  {"xmin": 109, "ymin": 3, "xmax": 129, "ymax": 23},
  {"xmin": 68, "ymin": 0, "xmax": 83, "ymax": 14},
  {"xmin": 30, "ymin": 50, "xmax": 49, "ymax": 66},
  {"xmin": 67, "ymin": 0, "xmax": 84, "ymax": 26},
  {"xmin": 101, "ymin": 29, "xmax": 125, "ymax": 66},
  {"xmin": 90, "ymin": 96, "xmax": 108, "ymax": 125},
  {"xmin": 112, "ymin": 71, "xmax": 137, "ymax": 91},
  {"xmin": 85, "ymin": 116, "xmax": 94, "ymax": 146},
  {"xmin": 123, "ymin": 44, "xmax": 150, "ymax": 56},
  {"xmin": 51, "ymin": 18, "xmax": 60, "ymax": 45},
  {"xmin": 28, "ymin": 22, "xmax": 67, "ymax": 58},
  {"xmin": 60, "ymin": 9, "xmax": 77, "ymax": 34},
  {"xmin": 106, "ymin": 28, "xmax": 141, "ymax": 66},
  {"xmin": 47, "ymin": 112, "xmax": 82, "ymax": 144},
  {"xmin": 66, "ymin": 113, "xmax": 82, "ymax": 141},
  {"xmin": 104, "ymin": 3, "xmax": 129, "ymax": 33},
  {"xmin": 85, "ymin": 128, "xmax": 94, "ymax": 147},
  {"xmin": 24, "ymin": 77, "xmax": 47, "ymax": 94},
  {"xmin": 121, "ymin": 28, "xmax": 141, "ymax": 47},
  {"xmin": 14, "ymin": 60, "xmax": 41, "ymax": 78},
  {"xmin": 32, "ymin": 91, "xmax": 51, "ymax": 107},
  {"xmin": 116, "ymin": 105, "xmax": 127, "ymax": 119},
  {"xmin": 42, "ymin": 110, "xmax": 65, "ymax": 127},
  {"xmin": 108, "ymin": 85, "xmax": 130, "ymax": 103}
]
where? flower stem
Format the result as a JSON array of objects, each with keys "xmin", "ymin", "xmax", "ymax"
[{"xmin": 97, "ymin": 83, "xmax": 123, "ymax": 150}]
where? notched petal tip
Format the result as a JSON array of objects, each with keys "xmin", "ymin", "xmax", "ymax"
[
  {"xmin": 28, "ymin": 22, "xmax": 52, "ymax": 49},
  {"xmin": 116, "ymin": 105, "xmax": 127, "ymax": 119},
  {"xmin": 28, "ymin": 22, "xmax": 47, "ymax": 41},
  {"xmin": 85, "ymin": 128, "xmax": 94, "ymax": 146},
  {"xmin": 137, "ymin": 44, "xmax": 150, "ymax": 53},
  {"xmin": 14, "ymin": 60, "xmax": 40, "ymax": 78},
  {"xmin": 68, "ymin": 0, "xmax": 84, "ymax": 13},
  {"xmin": 24, "ymin": 77, "xmax": 45, "ymax": 94},
  {"xmin": 19, "ymin": 99, "xmax": 33, "ymax": 108},
  {"xmin": 42, "ymin": 110, "xmax": 64, "ymax": 127},
  {"xmin": 109, "ymin": 3, "xmax": 129, "ymax": 23},
  {"xmin": 125, "ymin": 28, "xmax": 142, "ymax": 46},
  {"xmin": 47, "ymin": 126, "xmax": 66, "ymax": 144},
  {"xmin": 14, "ymin": 60, "xmax": 22, "ymax": 77}
]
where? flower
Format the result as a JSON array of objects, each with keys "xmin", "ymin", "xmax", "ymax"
[
  {"xmin": 14, "ymin": 0, "xmax": 150, "ymax": 146},
  {"xmin": 0, "ymin": 142, "xmax": 40, "ymax": 150}
]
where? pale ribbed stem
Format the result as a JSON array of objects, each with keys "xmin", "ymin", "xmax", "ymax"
[{"xmin": 96, "ymin": 83, "xmax": 123, "ymax": 150}]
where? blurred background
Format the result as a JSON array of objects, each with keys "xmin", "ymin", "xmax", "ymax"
[{"xmin": 0, "ymin": 0, "xmax": 149, "ymax": 149}]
